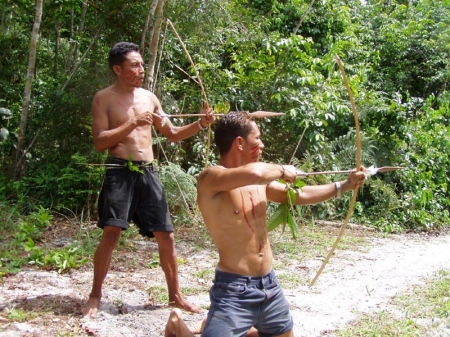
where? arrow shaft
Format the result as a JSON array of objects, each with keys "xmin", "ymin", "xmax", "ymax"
[
  {"xmin": 297, "ymin": 169, "xmax": 356, "ymax": 177},
  {"xmin": 297, "ymin": 166, "xmax": 403, "ymax": 178},
  {"xmin": 162, "ymin": 113, "xmax": 226, "ymax": 118}
]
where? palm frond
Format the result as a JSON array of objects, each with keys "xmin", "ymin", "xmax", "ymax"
[
  {"xmin": 158, "ymin": 162, "xmax": 197, "ymax": 214},
  {"xmin": 330, "ymin": 130, "xmax": 377, "ymax": 168}
]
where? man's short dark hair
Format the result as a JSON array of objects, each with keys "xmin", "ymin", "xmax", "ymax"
[
  {"xmin": 214, "ymin": 111, "xmax": 255, "ymax": 155},
  {"xmin": 108, "ymin": 42, "xmax": 140, "ymax": 71}
]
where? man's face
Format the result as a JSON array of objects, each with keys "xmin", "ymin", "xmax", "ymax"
[
  {"xmin": 243, "ymin": 122, "xmax": 264, "ymax": 162},
  {"xmin": 116, "ymin": 51, "xmax": 145, "ymax": 87}
]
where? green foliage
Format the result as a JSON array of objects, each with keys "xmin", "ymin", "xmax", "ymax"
[
  {"xmin": 4, "ymin": 153, "xmax": 105, "ymax": 216},
  {"xmin": 337, "ymin": 310, "xmax": 426, "ymax": 337},
  {"xmin": 158, "ymin": 162, "xmax": 198, "ymax": 222},
  {"xmin": 363, "ymin": 0, "xmax": 450, "ymax": 98},
  {"xmin": 5, "ymin": 308, "xmax": 39, "ymax": 322},
  {"xmin": 12, "ymin": 206, "xmax": 53, "ymax": 243},
  {"xmin": 0, "ymin": 0, "xmax": 448, "ymax": 233},
  {"xmin": 392, "ymin": 96, "xmax": 450, "ymax": 230},
  {"xmin": 0, "ymin": 207, "xmax": 88, "ymax": 274},
  {"xmin": 267, "ymin": 178, "xmax": 308, "ymax": 238},
  {"xmin": 26, "ymin": 244, "xmax": 88, "ymax": 274},
  {"xmin": 338, "ymin": 269, "xmax": 450, "ymax": 336},
  {"xmin": 126, "ymin": 156, "xmax": 144, "ymax": 174}
]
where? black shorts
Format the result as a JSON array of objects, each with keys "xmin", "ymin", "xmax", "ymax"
[{"xmin": 97, "ymin": 157, "xmax": 173, "ymax": 237}]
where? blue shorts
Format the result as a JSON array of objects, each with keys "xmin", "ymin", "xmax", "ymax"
[
  {"xmin": 201, "ymin": 269, "xmax": 294, "ymax": 337},
  {"xmin": 97, "ymin": 157, "xmax": 173, "ymax": 237}
]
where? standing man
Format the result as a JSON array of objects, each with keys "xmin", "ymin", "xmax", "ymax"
[
  {"xmin": 197, "ymin": 111, "xmax": 365, "ymax": 336},
  {"xmin": 82, "ymin": 42, "xmax": 213, "ymax": 317}
]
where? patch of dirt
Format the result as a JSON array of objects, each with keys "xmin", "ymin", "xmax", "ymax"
[{"xmin": 1, "ymin": 221, "xmax": 450, "ymax": 337}]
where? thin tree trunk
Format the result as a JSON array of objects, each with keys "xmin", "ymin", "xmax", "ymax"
[
  {"xmin": 15, "ymin": 0, "xmax": 43, "ymax": 178},
  {"xmin": 71, "ymin": 1, "xmax": 88, "ymax": 69},
  {"xmin": 0, "ymin": 4, "xmax": 5, "ymax": 31},
  {"xmin": 145, "ymin": 0, "xmax": 164, "ymax": 90},
  {"xmin": 62, "ymin": 29, "xmax": 100, "ymax": 91},
  {"xmin": 66, "ymin": 2, "xmax": 87, "ymax": 71},
  {"xmin": 65, "ymin": 5, "xmax": 75, "ymax": 70},
  {"xmin": 140, "ymin": 0, "xmax": 159, "ymax": 53},
  {"xmin": 293, "ymin": 0, "xmax": 316, "ymax": 34},
  {"xmin": 152, "ymin": 20, "xmax": 169, "ymax": 91},
  {"xmin": 54, "ymin": 5, "xmax": 62, "ymax": 76}
]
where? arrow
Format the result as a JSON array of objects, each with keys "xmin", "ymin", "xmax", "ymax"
[
  {"xmin": 296, "ymin": 166, "xmax": 403, "ymax": 178},
  {"xmin": 157, "ymin": 111, "xmax": 285, "ymax": 119}
]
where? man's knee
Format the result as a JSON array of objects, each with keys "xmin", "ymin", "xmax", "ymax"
[
  {"xmin": 154, "ymin": 231, "xmax": 175, "ymax": 247},
  {"xmin": 101, "ymin": 226, "xmax": 122, "ymax": 245}
]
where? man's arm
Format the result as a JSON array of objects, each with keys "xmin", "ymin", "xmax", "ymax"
[
  {"xmin": 266, "ymin": 167, "xmax": 366, "ymax": 205},
  {"xmin": 197, "ymin": 163, "xmax": 287, "ymax": 195},
  {"xmin": 151, "ymin": 97, "xmax": 214, "ymax": 142}
]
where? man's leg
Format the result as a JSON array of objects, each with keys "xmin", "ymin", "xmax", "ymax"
[
  {"xmin": 153, "ymin": 231, "xmax": 201, "ymax": 314},
  {"xmin": 164, "ymin": 309, "xmax": 259, "ymax": 337},
  {"xmin": 247, "ymin": 327, "xmax": 260, "ymax": 337},
  {"xmin": 81, "ymin": 226, "xmax": 122, "ymax": 317},
  {"xmin": 164, "ymin": 308, "xmax": 196, "ymax": 337}
]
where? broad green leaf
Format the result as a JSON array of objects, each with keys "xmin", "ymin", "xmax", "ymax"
[
  {"xmin": 287, "ymin": 188, "xmax": 296, "ymax": 205},
  {"xmin": 294, "ymin": 179, "xmax": 307, "ymax": 189},
  {"xmin": 286, "ymin": 211, "xmax": 299, "ymax": 240},
  {"xmin": 267, "ymin": 203, "xmax": 288, "ymax": 232}
]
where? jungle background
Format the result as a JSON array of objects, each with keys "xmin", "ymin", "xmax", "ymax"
[{"xmin": 0, "ymin": 0, "xmax": 449, "ymax": 278}]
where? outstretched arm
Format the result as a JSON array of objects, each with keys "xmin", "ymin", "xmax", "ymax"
[
  {"xmin": 197, "ymin": 162, "xmax": 291, "ymax": 197},
  {"xmin": 152, "ymin": 99, "xmax": 214, "ymax": 142},
  {"xmin": 266, "ymin": 166, "xmax": 366, "ymax": 205}
]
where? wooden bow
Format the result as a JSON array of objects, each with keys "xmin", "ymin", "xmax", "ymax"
[
  {"xmin": 310, "ymin": 55, "xmax": 362, "ymax": 286},
  {"xmin": 166, "ymin": 19, "xmax": 212, "ymax": 168}
]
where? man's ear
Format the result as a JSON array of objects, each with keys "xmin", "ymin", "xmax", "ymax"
[
  {"xmin": 112, "ymin": 64, "xmax": 121, "ymax": 76},
  {"xmin": 235, "ymin": 136, "xmax": 244, "ymax": 150}
]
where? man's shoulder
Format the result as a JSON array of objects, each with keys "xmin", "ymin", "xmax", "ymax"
[
  {"xmin": 202, "ymin": 165, "xmax": 226, "ymax": 173},
  {"xmin": 94, "ymin": 85, "xmax": 113, "ymax": 99},
  {"xmin": 198, "ymin": 165, "xmax": 226, "ymax": 185},
  {"xmin": 138, "ymin": 88, "xmax": 159, "ymax": 100}
]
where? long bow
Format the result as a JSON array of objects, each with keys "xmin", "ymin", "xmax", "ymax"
[
  {"xmin": 166, "ymin": 19, "xmax": 212, "ymax": 169},
  {"xmin": 310, "ymin": 55, "xmax": 362, "ymax": 286}
]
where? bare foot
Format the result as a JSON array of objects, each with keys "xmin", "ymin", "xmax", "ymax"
[
  {"xmin": 169, "ymin": 295, "xmax": 202, "ymax": 314},
  {"xmin": 187, "ymin": 319, "xmax": 205, "ymax": 334},
  {"xmin": 164, "ymin": 308, "xmax": 183, "ymax": 337},
  {"xmin": 81, "ymin": 296, "xmax": 100, "ymax": 317}
]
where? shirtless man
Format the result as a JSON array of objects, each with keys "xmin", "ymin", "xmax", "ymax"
[
  {"xmin": 82, "ymin": 42, "xmax": 213, "ymax": 317},
  {"xmin": 196, "ymin": 111, "xmax": 366, "ymax": 336}
]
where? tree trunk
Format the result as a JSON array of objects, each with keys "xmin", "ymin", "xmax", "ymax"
[
  {"xmin": 15, "ymin": 0, "xmax": 43, "ymax": 178},
  {"xmin": 62, "ymin": 29, "xmax": 100, "ymax": 91},
  {"xmin": 54, "ymin": 5, "xmax": 62, "ymax": 76},
  {"xmin": 144, "ymin": 0, "xmax": 164, "ymax": 91},
  {"xmin": 65, "ymin": 5, "xmax": 75, "ymax": 71},
  {"xmin": 140, "ymin": 0, "xmax": 159, "ymax": 53},
  {"xmin": 71, "ymin": 1, "xmax": 88, "ymax": 70},
  {"xmin": 66, "ymin": 1, "xmax": 87, "ymax": 72}
]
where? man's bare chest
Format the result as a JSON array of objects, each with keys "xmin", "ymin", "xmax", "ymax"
[
  {"xmin": 107, "ymin": 96, "xmax": 155, "ymax": 126},
  {"xmin": 229, "ymin": 186, "xmax": 267, "ymax": 218}
]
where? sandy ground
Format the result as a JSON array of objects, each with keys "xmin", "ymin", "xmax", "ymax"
[{"xmin": 1, "ymin": 230, "xmax": 450, "ymax": 337}]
